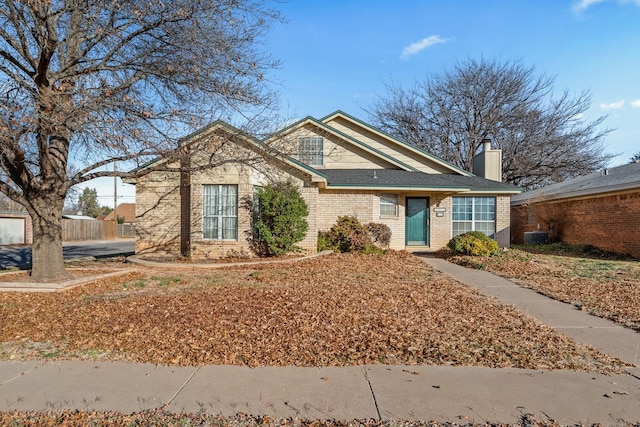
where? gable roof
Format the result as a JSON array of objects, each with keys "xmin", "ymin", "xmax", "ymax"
[
  {"xmin": 264, "ymin": 116, "xmax": 421, "ymax": 171},
  {"xmin": 128, "ymin": 120, "xmax": 327, "ymax": 184},
  {"xmin": 511, "ymin": 161, "xmax": 640, "ymax": 206},
  {"xmin": 320, "ymin": 110, "xmax": 473, "ymax": 176},
  {"xmin": 323, "ymin": 169, "xmax": 520, "ymax": 193}
]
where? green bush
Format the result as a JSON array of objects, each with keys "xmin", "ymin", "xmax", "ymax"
[
  {"xmin": 253, "ymin": 180, "xmax": 309, "ymax": 256},
  {"xmin": 447, "ymin": 231, "xmax": 499, "ymax": 256},
  {"xmin": 326, "ymin": 216, "xmax": 371, "ymax": 253},
  {"xmin": 317, "ymin": 231, "xmax": 334, "ymax": 252}
]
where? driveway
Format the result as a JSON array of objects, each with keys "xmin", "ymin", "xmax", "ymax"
[{"xmin": 0, "ymin": 239, "xmax": 135, "ymax": 269}]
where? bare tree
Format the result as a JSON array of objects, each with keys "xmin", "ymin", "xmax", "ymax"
[
  {"xmin": 367, "ymin": 57, "xmax": 612, "ymax": 190},
  {"xmin": 0, "ymin": 0, "xmax": 282, "ymax": 281}
]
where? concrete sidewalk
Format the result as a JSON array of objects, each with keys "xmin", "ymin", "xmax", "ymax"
[
  {"xmin": 420, "ymin": 256, "xmax": 640, "ymax": 368},
  {"xmin": 1, "ymin": 361, "xmax": 639, "ymax": 424},
  {"xmin": 0, "ymin": 257, "xmax": 639, "ymax": 424}
]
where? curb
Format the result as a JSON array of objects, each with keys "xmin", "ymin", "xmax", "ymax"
[
  {"xmin": 127, "ymin": 250, "xmax": 334, "ymax": 269},
  {"xmin": 0, "ymin": 268, "xmax": 138, "ymax": 293}
]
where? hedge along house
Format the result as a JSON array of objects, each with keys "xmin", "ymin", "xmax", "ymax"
[
  {"xmin": 511, "ymin": 161, "xmax": 640, "ymax": 258},
  {"xmin": 130, "ymin": 111, "xmax": 520, "ymax": 259}
]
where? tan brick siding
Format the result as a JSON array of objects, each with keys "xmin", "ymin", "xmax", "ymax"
[
  {"xmin": 495, "ymin": 195, "xmax": 512, "ymax": 248},
  {"xmin": 135, "ymin": 149, "xmax": 319, "ymax": 259},
  {"xmin": 510, "ymin": 190, "xmax": 640, "ymax": 258},
  {"xmin": 135, "ymin": 171, "xmax": 182, "ymax": 256}
]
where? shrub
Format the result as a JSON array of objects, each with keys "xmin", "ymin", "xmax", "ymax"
[
  {"xmin": 252, "ymin": 180, "xmax": 309, "ymax": 256},
  {"xmin": 447, "ymin": 231, "xmax": 499, "ymax": 256},
  {"xmin": 317, "ymin": 231, "xmax": 334, "ymax": 252},
  {"xmin": 326, "ymin": 216, "xmax": 371, "ymax": 253},
  {"xmin": 367, "ymin": 222, "xmax": 392, "ymax": 247}
]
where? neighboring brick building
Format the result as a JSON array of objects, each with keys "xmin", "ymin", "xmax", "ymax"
[
  {"xmin": 103, "ymin": 203, "xmax": 136, "ymax": 224},
  {"xmin": 131, "ymin": 111, "xmax": 520, "ymax": 259},
  {"xmin": 511, "ymin": 161, "xmax": 640, "ymax": 258}
]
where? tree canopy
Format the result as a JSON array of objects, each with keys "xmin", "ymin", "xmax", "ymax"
[
  {"xmin": 367, "ymin": 57, "xmax": 612, "ymax": 190},
  {"xmin": 0, "ymin": 0, "xmax": 282, "ymax": 281}
]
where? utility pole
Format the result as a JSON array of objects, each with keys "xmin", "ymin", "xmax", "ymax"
[{"xmin": 113, "ymin": 162, "xmax": 117, "ymax": 225}]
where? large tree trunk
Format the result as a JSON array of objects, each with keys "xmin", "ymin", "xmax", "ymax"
[{"xmin": 29, "ymin": 195, "xmax": 69, "ymax": 282}]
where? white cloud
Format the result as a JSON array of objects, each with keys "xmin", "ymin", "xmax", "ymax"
[
  {"xmin": 600, "ymin": 100, "xmax": 625, "ymax": 109},
  {"xmin": 400, "ymin": 35, "xmax": 448, "ymax": 59},
  {"xmin": 631, "ymin": 99, "xmax": 640, "ymax": 108},
  {"xmin": 573, "ymin": 0, "xmax": 640, "ymax": 13}
]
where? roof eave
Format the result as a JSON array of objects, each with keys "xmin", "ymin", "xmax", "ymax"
[{"xmin": 320, "ymin": 110, "xmax": 473, "ymax": 177}]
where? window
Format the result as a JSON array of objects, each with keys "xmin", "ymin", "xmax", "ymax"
[
  {"xmin": 452, "ymin": 196, "xmax": 496, "ymax": 238},
  {"xmin": 203, "ymin": 184, "xmax": 238, "ymax": 240},
  {"xmin": 298, "ymin": 136, "xmax": 324, "ymax": 166},
  {"xmin": 380, "ymin": 194, "xmax": 398, "ymax": 216}
]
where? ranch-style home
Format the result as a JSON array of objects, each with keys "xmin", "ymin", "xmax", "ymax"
[
  {"xmin": 131, "ymin": 111, "xmax": 520, "ymax": 259},
  {"xmin": 511, "ymin": 160, "xmax": 640, "ymax": 258}
]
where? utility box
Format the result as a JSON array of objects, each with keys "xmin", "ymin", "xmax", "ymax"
[{"xmin": 524, "ymin": 231, "xmax": 548, "ymax": 245}]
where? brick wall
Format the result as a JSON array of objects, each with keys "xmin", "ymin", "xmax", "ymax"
[
  {"xmin": 510, "ymin": 189, "xmax": 640, "ymax": 258},
  {"xmin": 136, "ymin": 157, "xmax": 319, "ymax": 259},
  {"xmin": 317, "ymin": 189, "xmax": 406, "ymax": 249},
  {"xmin": 135, "ymin": 171, "xmax": 182, "ymax": 256}
]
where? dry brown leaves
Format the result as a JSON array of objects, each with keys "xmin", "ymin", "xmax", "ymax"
[
  {"xmin": 0, "ymin": 410, "xmax": 564, "ymax": 427},
  {"xmin": 0, "ymin": 252, "xmax": 626, "ymax": 372},
  {"xmin": 449, "ymin": 249, "xmax": 640, "ymax": 331}
]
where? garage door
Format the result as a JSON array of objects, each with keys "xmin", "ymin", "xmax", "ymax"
[{"xmin": 0, "ymin": 218, "xmax": 25, "ymax": 245}]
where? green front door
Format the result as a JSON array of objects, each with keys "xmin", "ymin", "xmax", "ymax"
[{"xmin": 406, "ymin": 198, "xmax": 429, "ymax": 246}]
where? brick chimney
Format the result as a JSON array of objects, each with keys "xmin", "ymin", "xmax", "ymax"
[{"xmin": 472, "ymin": 138, "xmax": 503, "ymax": 182}]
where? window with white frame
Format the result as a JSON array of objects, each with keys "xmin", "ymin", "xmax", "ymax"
[
  {"xmin": 203, "ymin": 184, "xmax": 238, "ymax": 240},
  {"xmin": 452, "ymin": 196, "xmax": 496, "ymax": 238},
  {"xmin": 379, "ymin": 194, "xmax": 398, "ymax": 216},
  {"xmin": 297, "ymin": 136, "xmax": 324, "ymax": 166}
]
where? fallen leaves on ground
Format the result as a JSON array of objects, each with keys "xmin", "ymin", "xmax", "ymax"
[
  {"xmin": 0, "ymin": 410, "xmax": 568, "ymax": 427},
  {"xmin": 449, "ymin": 249, "xmax": 640, "ymax": 331},
  {"xmin": 0, "ymin": 252, "xmax": 626, "ymax": 372}
]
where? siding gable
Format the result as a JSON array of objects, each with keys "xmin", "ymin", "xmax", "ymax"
[{"xmin": 321, "ymin": 111, "xmax": 471, "ymax": 176}]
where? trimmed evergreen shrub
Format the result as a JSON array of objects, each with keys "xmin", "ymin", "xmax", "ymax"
[
  {"xmin": 253, "ymin": 180, "xmax": 309, "ymax": 256},
  {"xmin": 447, "ymin": 231, "xmax": 499, "ymax": 256}
]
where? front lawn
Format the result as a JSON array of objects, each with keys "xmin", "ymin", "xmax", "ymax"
[
  {"xmin": 448, "ymin": 244, "xmax": 640, "ymax": 331},
  {"xmin": 0, "ymin": 251, "xmax": 625, "ymax": 372}
]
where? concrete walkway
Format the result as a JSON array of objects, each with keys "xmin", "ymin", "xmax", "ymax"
[{"xmin": 0, "ymin": 257, "xmax": 639, "ymax": 424}]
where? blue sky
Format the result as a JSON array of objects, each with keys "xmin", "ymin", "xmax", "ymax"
[
  {"xmin": 268, "ymin": 0, "xmax": 639, "ymax": 165},
  {"xmin": 95, "ymin": 0, "xmax": 640, "ymax": 207}
]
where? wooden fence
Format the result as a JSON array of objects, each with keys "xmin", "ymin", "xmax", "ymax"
[
  {"xmin": 62, "ymin": 219, "xmax": 117, "ymax": 241},
  {"xmin": 117, "ymin": 223, "xmax": 136, "ymax": 238}
]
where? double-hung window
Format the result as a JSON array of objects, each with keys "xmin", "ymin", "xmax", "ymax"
[
  {"xmin": 452, "ymin": 196, "xmax": 496, "ymax": 238},
  {"xmin": 380, "ymin": 194, "xmax": 398, "ymax": 216},
  {"xmin": 297, "ymin": 136, "xmax": 324, "ymax": 166},
  {"xmin": 203, "ymin": 184, "xmax": 238, "ymax": 240}
]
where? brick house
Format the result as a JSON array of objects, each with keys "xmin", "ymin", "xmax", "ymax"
[
  {"xmin": 131, "ymin": 111, "xmax": 520, "ymax": 259},
  {"xmin": 511, "ymin": 161, "xmax": 640, "ymax": 258}
]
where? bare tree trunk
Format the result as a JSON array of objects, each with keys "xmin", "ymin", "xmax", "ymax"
[{"xmin": 28, "ymin": 196, "xmax": 69, "ymax": 282}]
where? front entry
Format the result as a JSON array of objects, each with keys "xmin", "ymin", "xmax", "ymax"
[{"xmin": 406, "ymin": 197, "xmax": 429, "ymax": 246}]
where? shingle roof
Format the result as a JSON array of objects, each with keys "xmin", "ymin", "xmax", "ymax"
[
  {"xmin": 322, "ymin": 169, "xmax": 520, "ymax": 193},
  {"xmin": 511, "ymin": 162, "xmax": 640, "ymax": 206}
]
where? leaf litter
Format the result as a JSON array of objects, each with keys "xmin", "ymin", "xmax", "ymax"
[{"xmin": 0, "ymin": 251, "xmax": 627, "ymax": 373}]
